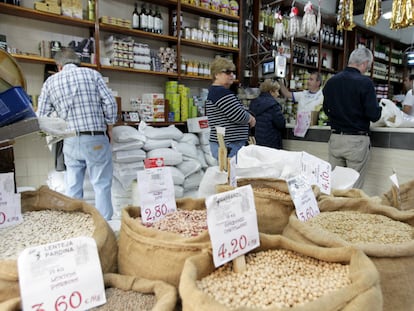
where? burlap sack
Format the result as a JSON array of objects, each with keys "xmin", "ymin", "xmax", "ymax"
[
  {"xmin": 216, "ymin": 178, "xmax": 294, "ymax": 234},
  {"xmin": 0, "ymin": 186, "xmax": 118, "ymax": 302},
  {"xmin": 381, "ymin": 179, "xmax": 414, "ymax": 211},
  {"xmin": 117, "ymin": 197, "xmax": 211, "ymax": 287},
  {"xmin": 283, "ymin": 198, "xmax": 414, "ymax": 311},
  {"xmin": 97, "ymin": 273, "xmax": 177, "ymax": 311},
  {"xmin": 179, "ymin": 234, "xmax": 382, "ymax": 311}
]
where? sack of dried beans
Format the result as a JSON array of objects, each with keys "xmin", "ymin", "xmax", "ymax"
[
  {"xmin": 283, "ymin": 198, "xmax": 414, "ymax": 311},
  {"xmin": 216, "ymin": 178, "xmax": 294, "ymax": 234},
  {"xmin": 118, "ymin": 197, "xmax": 211, "ymax": 287},
  {"xmin": 0, "ymin": 186, "xmax": 118, "ymax": 302},
  {"xmin": 179, "ymin": 234, "xmax": 382, "ymax": 310}
]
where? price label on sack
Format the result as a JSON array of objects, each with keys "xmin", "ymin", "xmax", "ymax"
[
  {"xmin": 0, "ymin": 172, "xmax": 22, "ymax": 228},
  {"xmin": 18, "ymin": 237, "xmax": 106, "ymax": 311},
  {"xmin": 137, "ymin": 165, "xmax": 176, "ymax": 224},
  {"xmin": 301, "ymin": 152, "xmax": 331, "ymax": 194},
  {"xmin": 287, "ymin": 174, "xmax": 320, "ymax": 222},
  {"xmin": 206, "ymin": 185, "xmax": 260, "ymax": 267}
]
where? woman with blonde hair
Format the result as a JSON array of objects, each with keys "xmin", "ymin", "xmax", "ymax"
[
  {"xmin": 249, "ymin": 79, "xmax": 286, "ymax": 149},
  {"xmin": 205, "ymin": 57, "xmax": 256, "ymax": 159}
]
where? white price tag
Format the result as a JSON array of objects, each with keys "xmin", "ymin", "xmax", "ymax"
[
  {"xmin": 137, "ymin": 166, "xmax": 176, "ymax": 224},
  {"xmin": 0, "ymin": 173, "xmax": 22, "ymax": 228},
  {"xmin": 287, "ymin": 175, "xmax": 320, "ymax": 222},
  {"xmin": 18, "ymin": 237, "xmax": 106, "ymax": 311},
  {"xmin": 206, "ymin": 185, "xmax": 260, "ymax": 267},
  {"xmin": 301, "ymin": 152, "xmax": 331, "ymax": 194}
]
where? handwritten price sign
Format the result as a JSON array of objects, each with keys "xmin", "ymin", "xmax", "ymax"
[
  {"xmin": 18, "ymin": 237, "xmax": 106, "ymax": 311},
  {"xmin": 287, "ymin": 175, "xmax": 320, "ymax": 222},
  {"xmin": 301, "ymin": 152, "xmax": 331, "ymax": 194},
  {"xmin": 0, "ymin": 173, "xmax": 22, "ymax": 229},
  {"xmin": 137, "ymin": 166, "xmax": 176, "ymax": 224},
  {"xmin": 206, "ymin": 185, "xmax": 260, "ymax": 267}
]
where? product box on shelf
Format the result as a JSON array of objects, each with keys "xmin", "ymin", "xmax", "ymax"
[
  {"xmin": 187, "ymin": 116, "xmax": 209, "ymax": 132},
  {"xmin": 0, "ymin": 87, "xmax": 37, "ymax": 128}
]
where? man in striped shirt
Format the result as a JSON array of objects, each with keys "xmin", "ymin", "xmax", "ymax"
[
  {"xmin": 206, "ymin": 57, "xmax": 256, "ymax": 160},
  {"xmin": 38, "ymin": 48, "xmax": 117, "ymax": 220}
]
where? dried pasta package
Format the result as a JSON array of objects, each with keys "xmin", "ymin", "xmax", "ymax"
[
  {"xmin": 283, "ymin": 199, "xmax": 414, "ymax": 311},
  {"xmin": 179, "ymin": 234, "xmax": 382, "ymax": 311},
  {"xmin": 0, "ymin": 186, "xmax": 118, "ymax": 303},
  {"xmin": 117, "ymin": 198, "xmax": 211, "ymax": 287},
  {"xmin": 216, "ymin": 178, "xmax": 295, "ymax": 234}
]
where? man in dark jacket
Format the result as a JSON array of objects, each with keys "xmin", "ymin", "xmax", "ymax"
[{"xmin": 249, "ymin": 79, "xmax": 286, "ymax": 149}]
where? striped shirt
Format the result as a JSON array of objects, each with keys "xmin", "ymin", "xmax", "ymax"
[
  {"xmin": 206, "ymin": 85, "xmax": 250, "ymax": 143},
  {"xmin": 38, "ymin": 64, "xmax": 117, "ymax": 132}
]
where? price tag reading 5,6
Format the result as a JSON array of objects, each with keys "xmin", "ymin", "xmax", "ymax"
[
  {"xmin": 18, "ymin": 237, "xmax": 106, "ymax": 311},
  {"xmin": 205, "ymin": 185, "xmax": 260, "ymax": 267},
  {"xmin": 137, "ymin": 166, "xmax": 177, "ymax": 224}
]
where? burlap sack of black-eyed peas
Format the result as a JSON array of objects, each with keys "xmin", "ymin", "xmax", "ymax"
[
  {"xmin": 0, "ymin": 186, "xmax": 118, "ymax": 302},
  {"xmin": 381, "ymin": 179, "xmax": 414, "ymax": 211},
  {"xmin": 90, "ymin": 273, "xmax": 177, "ymax": 311},
  {"xmin": 179, "ymin": 234, "xmax": 382, "ymax": 311},
  {"xmin": 283, "ymin": 199, "xmax": 414, "ymax": 311},
  {"xmin": 117, "ymin": 197, "xmax": 212, "ymax": 288},
  {"xmin": 216, "ymin": 178, "xmax": 294, "ymax": 234}
]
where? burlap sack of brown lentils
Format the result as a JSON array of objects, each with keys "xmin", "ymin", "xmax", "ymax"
[
  {"xmin": 216, "ymin": 178, "xmax": 295, "ymax": 234},
  {"xmin": 0, "ymin": 186, "xmax": 118, "ymax": 302},
  {"xmin": 118, "ymin": 197, "xmax": 212, "ymax": 288},
  {"xmin": 283, "ymin": 198, "xmax": 414, "ymax": 311},
  {"xmin": 179, "ymin": 234, "xmax": 382, "ymax": 311}
]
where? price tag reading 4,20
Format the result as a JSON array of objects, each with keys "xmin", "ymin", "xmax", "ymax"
[
  {"xmin": 206, "ymin": 185, "xmax": 260, "ymax": 267},
  {"xmin": 18, "ymin": 237, "xmax": 106, "ymax": 311},
  {"xmin": 137, "ymin": 166, "xmax": 177, "ymax": 224},
  {"xmin": 287, "ymin": 175, "xmax": 320, "ymax": 222}
]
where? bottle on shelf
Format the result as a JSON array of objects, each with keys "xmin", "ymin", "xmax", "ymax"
[
  {"xmin": 154, "ymin": 6, "xmax": 163, "ymax": 34},
  {"xmin": 132, "ymin": 3, "xmax": 139, "ymax": 30},
  {"xmin": 139, "ymin": 3, "xmax": 148, "ymax": 32},
  {"xmin": 147, "ymin": 5, "xmax": 154, "ymax": 33},
  {"xmin": 321, "ymin": 53, "xmax": 328, "ymax": 68},
  {"xmin": 88, "ymin": 0, "xmax": 95, "ymax": 21}
]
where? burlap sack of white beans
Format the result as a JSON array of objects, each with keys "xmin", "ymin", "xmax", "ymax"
[
  {"xmin": 283, "ymin": 199, "xmax": 414, "ymax": 311},
  {"xmin": 179, "ymin": 234, "xmax": 382, "ymax": 311},
  {"xmin": 0, "ymin": 186, "xmax": 118, "ymax": 303},
  {"xmin": 118, "ymin": 198, "xmax": 211, "ymax": 288}
]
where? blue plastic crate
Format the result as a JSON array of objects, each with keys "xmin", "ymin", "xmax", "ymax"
[{"xmin": 0, "ymin": 86, "xmax": 36, "ymax": 127}]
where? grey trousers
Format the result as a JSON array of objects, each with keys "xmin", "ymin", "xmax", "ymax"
[{"xmin": 328, "ymin": 133, "xmax": 371, "ymax": 189}]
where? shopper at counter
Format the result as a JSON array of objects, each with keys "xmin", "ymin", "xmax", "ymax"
[
  {"xmin": 206, "ymin": 56, "xmax": 256, "ymax": 159},
  {"xmin": 249, "ymin": 79, "xmax": 285, "ymax": 149},
  {"xmin": 402, "ymin": 74, "xmax": 414, "ymax": 116},
  {"xmin": 38, "ymin": 48, "xmax": 117, "ymax": 220},
  {"xmin": 323, "ymin": 47, "xmax": 382, "ymax": 189}
]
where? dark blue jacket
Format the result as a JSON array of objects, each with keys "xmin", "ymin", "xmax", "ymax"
[{"xmin": 249, "ymin": 92, "xmax": 286, "ymax": 149}]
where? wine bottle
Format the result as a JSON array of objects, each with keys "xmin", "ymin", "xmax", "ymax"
[
  {"xmin": 147, "ymin": 5, "xmax": 154, "ymax": 33},
  {"xmin": 139, "ymin": 3, "xmax": 148, "ymax": 32},
  {"xmin": 154, "ymin": 6, "xmax": 163, "ymax": 34},
  {"xmin": 132, "ymin": 3, "xmax": 139, "ymax": 30}
]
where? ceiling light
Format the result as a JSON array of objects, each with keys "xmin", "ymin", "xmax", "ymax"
[{"xmin": 382, "ymin": 11, "xmax": 392, "ymax": 19}]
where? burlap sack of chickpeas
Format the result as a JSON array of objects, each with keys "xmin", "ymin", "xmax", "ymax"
[
  {"xmin": 0, "ymin": 186, "xmax": 118, "ymax": 302},
  {"xmin": 118, "ymin": 197, "xmax": 212, "ymax": 287},
  {"xmin": 381, "ymin": 179, "xmax": 414, "ymax": 211},
  {"xmin": 179, "ymin": 234, "xmax": 382, "ymax": 311},
  {"xmin": 90, "ymin": 273, "xmax": 177, "ymax": 311},
  {"xmin": 282, "ymin": 199, "xmax": 414, "ymax": 311},
  {"xmin": 216, "ymin": 178, "xmax": 295, "ymax": 234}
]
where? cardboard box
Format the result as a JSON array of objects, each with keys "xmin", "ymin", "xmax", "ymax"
[
  {"xmin": 34, "ymin": 2, "xmax": 61, "ymax": 15},
  {"xmin": 142, "ymin": 93, "xmax": 164, "ymax": 104},
  {"xmin": 0, "ymin": 87, "xmax": 37, "ymax": 127},
  {"xmin": 186, "ymin": 116, "xmax": 209, "ymax": 133}
]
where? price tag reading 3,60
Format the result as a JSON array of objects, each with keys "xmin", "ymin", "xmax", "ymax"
[
  {"xmin": 205, "ymin": 185, "xmax": 260, "ymax": 267},
  {"xmin": 137, "ymin": 166, "xmax": 176, "ymax": 224},
  {"xmin": 287, "ymin": 175, "xmax": 320, "ymax": 222},
  {"xmin": 18, "ymin": 237, "xmax": 106, "ymax": 311}
]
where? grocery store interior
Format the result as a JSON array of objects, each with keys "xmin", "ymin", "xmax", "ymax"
[{"xmin": 2, "ymin": 0, "xmax": 414, "ymax": 309}]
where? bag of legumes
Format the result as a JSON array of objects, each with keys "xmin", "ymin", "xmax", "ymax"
[
  {"xmin": 216, "ymin": 178, "xmax": 295, "ymax": 234},
  {"xmin": 381, "ymin": 179, "xmax": 414, "ymax": 211},
  {"xmin": 179, "ymin": 234, "xmax": 382, "ymax": 311},
  {"xmin": 282, "ymin": 198, "xmax": 414, "ymax": 311},
  {"xmin": 0, "ymin": 186, "xmax": 118, "ymax": 302},
  {"xmin": 118, "ymin": 197, "xmax": 212, "ymax": 288}
]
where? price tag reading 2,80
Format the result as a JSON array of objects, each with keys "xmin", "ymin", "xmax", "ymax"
[
  {"xmin": 18, "ymin": 237, "xmax": 106, "ymax": 311},
  {"xmin": 205, "ymin": 185, "xmax": 260, "ymax": 267},
  {"xmin": 137, "ymin": 166, "xmax": 177, "ymax": 224}
]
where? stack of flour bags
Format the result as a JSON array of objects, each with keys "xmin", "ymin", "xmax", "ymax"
[{"xmin": 111, "ymin": 122, "xmax": 217, "ymax": 218}]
